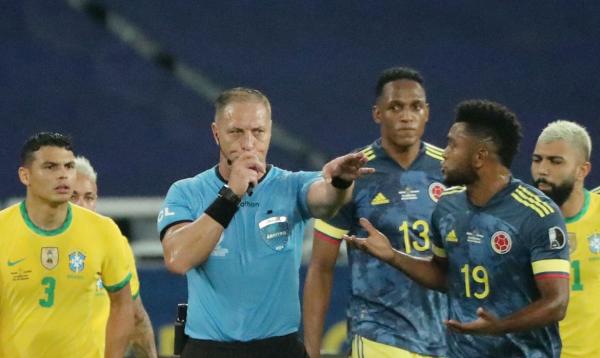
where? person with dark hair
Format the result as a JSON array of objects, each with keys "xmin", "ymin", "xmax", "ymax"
[
  {"xmin": 345, "ymin": 100, "xmax": 570, "ymax": 357},
  {"xmin": 157, "ymin": 87, "xmax": 374, "ymax": 358},
  {"xmin": 0, "ymin": 132, "xmax": 134, "ymax": 357},
  {"xmin": 304, "ymin": 67, "xmax": 447, "ymax": 357},
  {"xmin": 531, "ymin": 120, "xmax": 600, "ymax": 358}
]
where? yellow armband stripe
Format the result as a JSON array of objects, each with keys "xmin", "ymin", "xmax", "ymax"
[{"xmin": 314, "ymin": 219, "xmax": 349, "ymax": 240}]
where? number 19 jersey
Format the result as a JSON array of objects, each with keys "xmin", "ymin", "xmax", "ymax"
[{"xmin": 431, "ymin": 179, "xmax": 569, "ymax": 358}]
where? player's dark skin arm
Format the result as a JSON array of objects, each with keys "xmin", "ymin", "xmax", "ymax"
[
  {"xmin": 343, "ymin": 218, "xmax": 448, "ymax": 291},
  {"xmin": 446, "ymin": 276, "xmax": 569, "ymax": 335},
  {"xmin": 130, "ymin": 296, "xmax": 158, "ymax": 358},
  {"xmin": 303, "ymin": 237, "xmax": 341, "ymax": 358}
]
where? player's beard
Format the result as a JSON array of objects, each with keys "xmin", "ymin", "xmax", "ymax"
[
  {"xmin": 444, "ymin": 163, "xmax": 478, "ymax": 187},
  {"xmin": 533, "ymin": 177, "xmax": 575, "ymax": 207}
]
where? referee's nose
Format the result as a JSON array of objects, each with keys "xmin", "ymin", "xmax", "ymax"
[{"xmin": 240, "ymin": 131, "xmax": 255, "ymax": 151}]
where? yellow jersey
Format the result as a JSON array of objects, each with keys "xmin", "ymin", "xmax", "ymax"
[
  {"xmin": 91, "ymin": 236, "xmax": 140, "ymax": 353},
  {"xmin": 0, "ymin": 202, "xmax": 131, "ymax": 358},
  {"xmin": 561, "ymin": 190, "xmax": 600, "ymax": 357}
]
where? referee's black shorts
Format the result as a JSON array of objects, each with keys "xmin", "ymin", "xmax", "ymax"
[{"xmin": 181, "ymin": 332, "xmax": 310, "ymax": 358}]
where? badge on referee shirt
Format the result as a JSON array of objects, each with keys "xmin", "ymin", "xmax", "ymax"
[{"xmin": 258, "ymin": 216, "xmax": 290, "ymax": 251}]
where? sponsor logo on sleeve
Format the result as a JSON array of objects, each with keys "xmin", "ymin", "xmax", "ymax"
[
  {"xmin": 157, "ymin": 207, "xmax": 176, "ymax": 222},
  {"xmin": 549, "ymin": 226, "xmax": 566, "ymax": 250}
]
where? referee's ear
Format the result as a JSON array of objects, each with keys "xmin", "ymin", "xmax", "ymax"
[{"xmin": 212, "ymin": 122, "xmax": 220, "ymax": 146}]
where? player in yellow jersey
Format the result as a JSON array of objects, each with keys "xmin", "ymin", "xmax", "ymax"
[
  {"xmin": 0, "ymin": 132, "xmax": 133, "ymax": 358},
  {"xmin": 531, "ymin": 120, "xmax": 600, "ymax": 357},
  {"xmin": 71, "ymin": 156, "xmax": 158, "ymax": 357}
]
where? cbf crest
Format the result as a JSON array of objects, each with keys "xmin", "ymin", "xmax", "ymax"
[
  {"xmin": 588, "ymin": 233, "xmax": 600, "ymax": 254},
  {"xmin": 69, "ymin": 251, "xmax": 86, "ymax": 273},
  {"xmin": 41, "ymin": 247, "xmax": 59, "ymax": 270}
]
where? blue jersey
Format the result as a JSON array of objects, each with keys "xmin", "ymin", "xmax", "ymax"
[
  {"xmin": 431, "ymin": 178, "xmax": 570, "ymax": 358},
  {"xmin": 315, "ymin": 140, "xmax": 447, "ymax": 356},
  {"xmin": 157, "ymin": 165, "xmax": 320, "ymax": 341}
]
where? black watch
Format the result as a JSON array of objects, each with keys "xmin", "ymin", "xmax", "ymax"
[{"xmin": 219, "ymin": 185, "xmax": 242, "ymax": 206}]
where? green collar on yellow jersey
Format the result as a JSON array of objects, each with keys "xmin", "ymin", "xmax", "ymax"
[
  {"xmin": 565, "ymin": 190, "xmax": 590, "ymax": 224},
  {"xmin": 20, "ymin": 201, "xmax": 73, "ymax": 236}
]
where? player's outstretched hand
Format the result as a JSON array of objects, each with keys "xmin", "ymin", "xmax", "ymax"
[
  {"xmin": 321, "ymin": 152, "xmax": 375, "ymax": 185},
  {"xmin": 445, "ymin": 307, "xmax": 503, "ymax": 335},
  {"xmin": 343, "ymin": 218, "xmax": 395, "ymax": 262}
]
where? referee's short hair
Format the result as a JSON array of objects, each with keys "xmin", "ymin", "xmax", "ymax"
[{"xmin": 214, "ymin": 87, "xmax": 271, "ymax": 117}]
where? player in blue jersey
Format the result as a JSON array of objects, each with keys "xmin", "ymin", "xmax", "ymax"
[
  {"xmin": 157, "ymin": 87, "xmax": 374, "ymax": 358},
  {"xmin": 303, "ymin": 67, "xmax": 447, "ymax": 358},
  {"xmin": 346, "ymin": 100, "xmax": 570, "ymax": 357}
]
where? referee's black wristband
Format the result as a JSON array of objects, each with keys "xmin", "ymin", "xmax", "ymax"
[
  {"xmin": 331, "ymin": 176, "xmax": 353, "ymax": 189},
  {"xmin": 205, "ymin": 193, "xmax": 239, "ymax": 228}
]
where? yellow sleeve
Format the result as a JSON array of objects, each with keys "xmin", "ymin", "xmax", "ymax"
[
  {"xmin": 122, "ymin": 236, "xmax": 140, "ymax": 299},
  {"xmin": 101, "ymin": 218, "xmax": 132, "ymax": 292}
]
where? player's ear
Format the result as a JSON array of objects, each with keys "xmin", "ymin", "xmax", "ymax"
[
  {"xmin": 372, "ymin": 105, "xmax": 381, "ymax": 124},
  {"xmin": 423, "ymin": 102, "xmax": 430, "ymax": 123},
  {"xmin": 18, "ymin": 166, "xmax": 30, "ymax": 186},
  {"xmin": 577, "ymin": 161, "xmax": 591, "ymax": 181},
  {"xmin": 472, "ymin": 145, "xmax": 488, "ymax": 169}
]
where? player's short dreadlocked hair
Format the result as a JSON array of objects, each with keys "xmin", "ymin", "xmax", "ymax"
[{"xmin": 455, "ymin": 100, "xmax": 522, "ymax": 168}]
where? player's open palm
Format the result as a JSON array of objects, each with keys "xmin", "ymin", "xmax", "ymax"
[
  {"xmin": 445, "ymin": 307, "xmax": 502, "ymax": 335},
  {"xmin": 322, "ymin": 152, "xmax": 375, "ymax": 183},
  {"xmin": 343, "ymin": 218, "xmax": 395, "ymax": 262}
]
